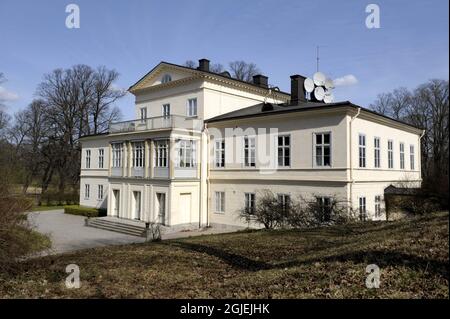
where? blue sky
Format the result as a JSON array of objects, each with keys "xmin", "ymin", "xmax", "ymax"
[{"xmin": 0, "ymin": 0, "xmax": 448, "ymax": 120}]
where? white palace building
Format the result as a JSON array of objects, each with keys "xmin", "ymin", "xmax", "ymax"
[{"xmin": 79, "ymin": 59, "xmax": 423, "ymax": 230}]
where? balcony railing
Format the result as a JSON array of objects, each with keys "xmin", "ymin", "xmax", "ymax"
[{"xmin": 109, "ymin": 115, "xmax": 202, "ymax": 133}]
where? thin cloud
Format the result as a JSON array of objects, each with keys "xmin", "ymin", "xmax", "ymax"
[
  {"xmin": 0, "ymin": 86, "xmax": 19, "ymax": 101},
  {"xmin": 333, "ymin": 74, "xmax": 358, "ymax": 87}
]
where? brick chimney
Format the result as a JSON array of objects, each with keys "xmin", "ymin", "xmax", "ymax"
[
  {"xmin": 290, "ymin": 75, "xmax": 307, "ymax": 104},
  {"xmin": 253, "ymin": 75, "xmax": 269, "ymax": 88},
  {"xmin": 197, "ymin": 59, "xmax": 210, "ymax": 72}
]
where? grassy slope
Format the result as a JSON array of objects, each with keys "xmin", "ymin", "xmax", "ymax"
[{"xmin": 1, "ymin": 212, "xmax": 448, "ymax": 298}]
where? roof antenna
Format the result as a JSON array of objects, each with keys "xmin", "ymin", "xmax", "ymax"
[{"xmin": 316, "ymin": 46, "xmax": 320, "ymax": 72}]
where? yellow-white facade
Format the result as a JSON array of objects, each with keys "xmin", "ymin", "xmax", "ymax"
[{"xmin": 79, "ymin": 60, "xmax": 422, "ymax": 228}]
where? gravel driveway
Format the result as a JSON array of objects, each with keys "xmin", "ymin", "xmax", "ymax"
[{"xmin": 27, "ymin": 210, "xmax": 146, "ymax": 256}]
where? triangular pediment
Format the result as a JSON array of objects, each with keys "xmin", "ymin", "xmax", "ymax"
[{"xmin": 129, "ymin": 62, "xmax": 199, "ymax": 92}]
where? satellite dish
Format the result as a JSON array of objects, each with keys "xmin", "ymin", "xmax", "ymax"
[
  {"xmin": 314, "ymin": 86, "xmax": 325, "ymax": 101},
  {"xmin": 324, "ymin": 78, "xmax": 334, "ymax": 90},
  {"xmin": 324, "ymin": 91, "xmax": 334, "ymax": 103},
  {"xmin": 304, "ymin": 78, "xmax": 315, "ymax": 93},
  {"xmin": 313, "ymin": 72, "xmax": 326, "ymax": 86}
]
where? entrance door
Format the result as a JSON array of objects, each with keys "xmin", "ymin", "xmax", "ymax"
[
  {"xmin": 179, "ymin": 193, "xmax": 192, "ymax": 224},
  {"xmin": 133, "ymin": 191, "xmax": 141, "ymax": 220},
  {"xmin": 113, "ymin": 190, "xmax": 120, "ymax": 217},
  {"xmin": 156, "ymin": 193, "xmax": 166, "ymax": 225}
]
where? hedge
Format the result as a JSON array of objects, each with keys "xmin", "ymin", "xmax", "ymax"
[{"xmin": 64, "ymin": 205, "xmax": 107, "ymax": 218}]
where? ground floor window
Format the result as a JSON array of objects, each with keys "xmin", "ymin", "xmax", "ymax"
[
  {"xmin": 375, "ymin": 195, "xmax": 382, "ymax": 218},
  {"xmin": 214, "ymin": 191, "xmax": 225, "ymax": 213},
  {"xmin": 244, "ymin": 193, "xmax": 256, "ymax": 214},
  {"xmin": 316, "ymin": 196, "xmax": 332, "ymax": 222},
  {"xmin": 359, "ymin": 197, "xmax": 367, "ymax": 221},
  {"xmin": 84, "ymin": 184, "xmax": 90, "ymax": 199},
  {"xmin": 98, "ymin": 185, "xmax": 103, "ymax": 200},
  {"xmin": 277, "ymin": 194, "xmax": 291, "ymax": 213}
]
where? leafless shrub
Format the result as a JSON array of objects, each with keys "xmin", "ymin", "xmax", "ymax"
[{"xmin": 239, "ymin": 190, "xmax": 357, "ymax": 229}]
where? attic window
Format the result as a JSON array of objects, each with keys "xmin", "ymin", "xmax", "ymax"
[{"xmin": 161, "ymin": 74, "xmax": 172, "ymax": 84}]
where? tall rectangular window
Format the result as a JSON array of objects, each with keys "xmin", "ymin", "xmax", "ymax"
[
  {"xmin": 314, "ymin": 133, "xmax": 331, "ymax": 167},
  {"xmin": 112, "ymin": 143, "xmax": 123, "ymax": 168},
  {"xmin": 215, "ymin": 139, "xmax": 225, "ymax": 168},
  {"xmin": 277, "ymin": 135, "xmax": 290, "ymax": 167},
  {"xmin": 162, "ymin": 104, "xmax": 170, "ymax": 118},
  {"xmin": 140, "ymin": 107, "xmax": 147, "ymax": 121},
  {"xmin": 214, "ymin": 191, "xmax": 225, "ymax": 213},
  {"xmin": 98, "ymin": 149, "xmax": 104, "ymax": 168},
  {"xmin": 375, "ymin": 195, "xmax": 381, "ymax": 218},
  {"xmin": 400, "ymin": 142, "xmax": 405, "ymax": 169},
  {"xmin": 177, "ymin": 140, "xmax": 196, "ymax": 168},
  {"xmin": 132, "ymin": 142, "xmax": 145, "ymax": 168},
  {"xmin": 277, "ymin": 194, "xmax": 291, "ymax": 213},
  {"xmin": 85, "ymin": 184, "xmax": 90, "ymax": 199},
  {"xmin": 244, "ymin": 193, "xmax": 256, "ymax": 214},
  {"xmin": 187, "ymin": 98, "xmax": 197, "ymax": 117},
  {"xmin": 388, "ymin": 140, "xmax": 394, "ymax": 169},
  {"xmin": 243, "ymin": 136, "xmax": 256, "ymax": 167},
  {"xmin": 98, "ymin": 185, "xmax": 104, "ymax": 200},
  {"xmin": 410, "ymin": 145, "xmax": 415, "ymax": 170},
  {"xmin": 374, "ymin": 137, "xmax": 380, "ymax": 168},
  {"xmin": 359, "ymin": 197, "xmax": 367, "ymax": 221},
  {"xmin": 317, "ymin": 197, "xmax": 332, "ymax": 222},
  {"xmin": 359, "ymin": 134, "xmax": 366, "ymax": 168},
  {"xmin": 85, "ymin": 150, "xmax": 91, "ymax": 169},
  {"xmin": 155, "ymin": 140, "xmax": 168, "ymax": 167}
]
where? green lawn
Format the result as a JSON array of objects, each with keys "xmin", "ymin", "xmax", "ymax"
[{"xmin": 1, "ymin": 212, "xmax": 448, "ymax": 298}]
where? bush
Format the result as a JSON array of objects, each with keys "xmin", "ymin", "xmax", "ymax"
[
  {"xmin": 239, "ymin": 190, "xmax": 357, "ymax": 229},
  {"xmin": 64, "ymin": 205, "xmax": 106, "ymax": 218},
  {"xmin": 38, "ymin": 192, "xmax": 79, "ymax": 206},
  {"xmin": 0, "ymin": 194, "xmax": 50, "ymax": 272}
]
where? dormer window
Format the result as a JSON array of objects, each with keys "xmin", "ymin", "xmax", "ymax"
[{"xmin": 161, "ymin": 74, "xmax": 172, "ymax": 84}]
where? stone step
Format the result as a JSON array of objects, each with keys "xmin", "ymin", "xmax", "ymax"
[
  {"xmin": 87, "ymin": 219, "xmax": 146, "ymax": 237},
  {"xmin": 89, "ymin": 218, "xmax": 146, "ymax": 232}
]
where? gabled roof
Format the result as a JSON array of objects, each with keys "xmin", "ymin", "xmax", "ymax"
[
  {"xmin": 128, "ymin": 61, "xmax": 291, "ymax": 97},
  {"xmin": 205, "ymin": 100, "xmax": 424, "ymax": 133}
]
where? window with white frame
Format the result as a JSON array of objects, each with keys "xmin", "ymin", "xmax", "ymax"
[
  {"xmin": 316, "ymin": 196, "xmax": 332, "ymax": 222},
  {"xmin": 243, "ymin": 136, "xmax": 256, "ymax": 167},
  {"xmin": 400, "ymin": 142, "xmax": 405, "ymax": 169},
  {"xmin": 162, "ymin": 104, "xmax": 170, "ymax": 118},
  {"xmin": 155, "ymin": 140, "xmax": 168, "ymax": 167},
  {"xmin": 98, "ymin": 149, "xmax": 104, "ymax": 168},
  {"xmin": 140, "ymin": 107, "xmax": 147, "ymax": 122},
  {"xmin": 277, "ymin": 135, "xmax": 290, "ymax": 167},
  {"xmin": 410, "ymin": 145, "xmax": 415, "ymax": 170},
  {"xmin": 176, "ymin": 140, "xmax": 196, "ymax": 168},
  {"xmin": 85, "ymin": 150, "xmax": 91, "ymax": 168},
  {"xmin": 85, "ymin": 184, "xmax": 90, "ymax": 199},
  {"xmin": 388, "ymin": 140, "xmax": 394, "ymax": 169},
  {"xmin": 277, "ymin": 194, "xmax": 291, "ymax": 213},
  {"xmin": 187, "ymin": 98, "xmax": 197, "ymax": 117},
  {"xmin": 375, "ymin": 195, "xmax": 382, "ymax": 218},
  {"xmin": 314, "ymin": 133, "xmax": 331, "ymax": 167},
  {"xmin": 374, "ymin": 137, "xmax": 380, "ymax": 168},
  {"xmin": 214, "ymin": 191, "xmax": 225, "ymax": 213},
  {"xmin": 359, "ymin": 134, "xmax": 366, "ymax": 168},
  {"xmin": 215, "ymin": 138, "xmax": 225, "ymax": 168},
  {"xmin": 132, "ymin": 142, "xmax": 145, "ymax": 168},
  {"xmin": 244, "ymin": 193, "xmax": 256, "ymax": 214},
  {"xmin": 161, "ymin": 74, "xmax": 172, "ymax": 84},
  {"xmin": 359, "ymin": 197, "xmax": 367, "ymax": 221},
  {"xmin": 98, "ymin": 185, "xmax": 104, "ymax": 200},
  {"xmin": 112, "ymin": 143, "xmax": 123, "ymax": 168}
]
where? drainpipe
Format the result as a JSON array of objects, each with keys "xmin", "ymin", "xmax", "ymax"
[
  {"xmin": 418, "ymin": 129, "xmax": 425, "ymax": 185},
  {"xmin": 199, "ymin": 122, "xmax": 210, "ymax": 228},
  {"xmin": 349, "ymin": 107, "xmax": 361, "ymax": 208}
]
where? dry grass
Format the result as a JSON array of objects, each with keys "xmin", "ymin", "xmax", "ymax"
[{"xmin": 0, "ymin": 212, "xmax": 448, "ymax": 298}]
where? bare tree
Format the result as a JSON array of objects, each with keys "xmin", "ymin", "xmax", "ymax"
[
  {"xmin": 229, "ymin": 60, "xmax": 261, "ymax": 82},
  {"xmin": 370, "ymin": 79, "xmax": 449, "ymax": 206},
  {"xmin": 184, "ymin": 60, "xmax": 196, "ymax": 68}
]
